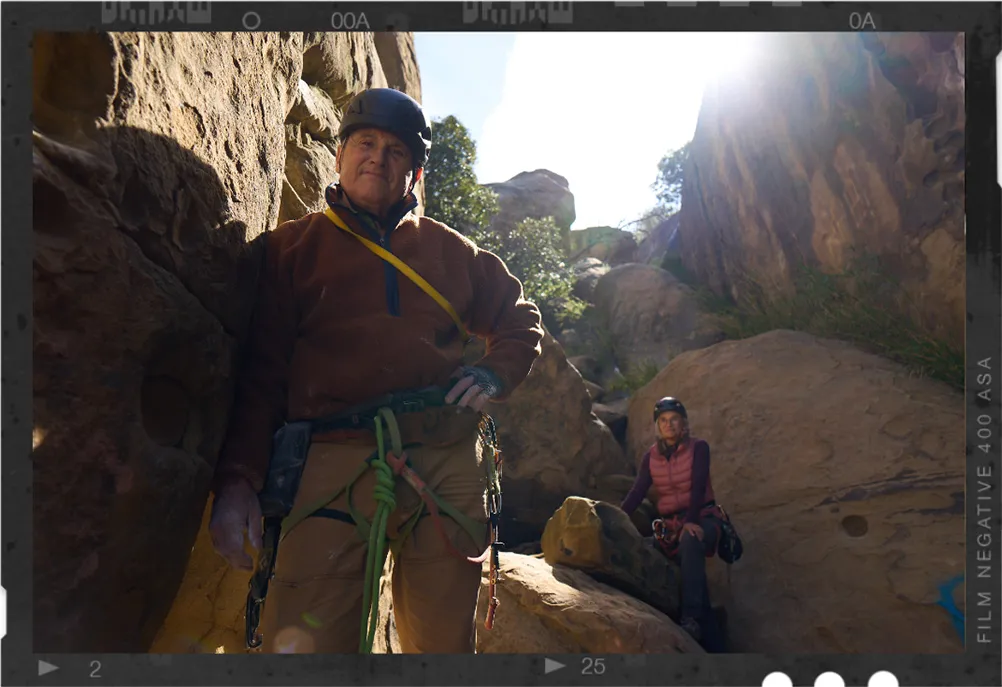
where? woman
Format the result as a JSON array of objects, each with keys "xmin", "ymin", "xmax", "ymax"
[{"xmin": 621, "ymin": 396, "xmax": 724, "ymax": 648}]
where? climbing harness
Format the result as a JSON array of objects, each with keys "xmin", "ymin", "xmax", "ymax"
[
  {"xmin": 651, "ymin": 502, "xmax": 729, "ymax": 560},
  {"xmin": 244, "ymin": 387, "xmax": 505, "ymax": 652}
]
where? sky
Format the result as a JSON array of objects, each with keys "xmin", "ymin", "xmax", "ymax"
[{"xmin": 414, "ymin": 32, "xmax": 763, "ymax": 231}]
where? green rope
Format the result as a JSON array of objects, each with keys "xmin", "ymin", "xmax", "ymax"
[
  {"xmin": 359, "ymin": 409, "xmax": 403, "ymax": 654},
  {"xmin": 274, "ymin": 406, "xmax": 503, "ymax": 653}
]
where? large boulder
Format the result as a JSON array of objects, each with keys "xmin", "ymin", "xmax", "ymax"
[
  {"xmin": 541, "ymin": 497, "xmax": 680, "ymax": 618},
  {"xmin": 570, "ymin": 258, "xmax": 610, "ymax": 302},
  {"xmin": 592, "ymin": 264, "xmax": 725, "ymax": 373},
  {"xmin": 592, "ymin": 398, "xmax": 629, "ymax": 445},
  {"xmin": 32, "ymin": 30, "xmax": 422, "ymax": 653},
  {"xmin": 677, "ymin": 33, "xmax": 965, "ymax": 350},
  {"xmin": 569, "ymin": 227, "xmax": 637, "ymax": 266},
  {"xmin": 627, "ymin": 329, "xmax": 965, "ymax": 653},
  {"xmin": 374, "ymin": 553, "xmax": 702, "ymax": 654},
  {"xmin": 473, "ymin": 554, "xmax": 702, "ymax": 653},
  {"xmin": 486, "ymin": 330, "xmax": 633, "ymax": 544},
  {"xmin": 484, "ymin": 169, "xmax": 576, "ymax": 236}
]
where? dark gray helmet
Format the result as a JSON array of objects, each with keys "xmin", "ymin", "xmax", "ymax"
[
  {"xmin": 338, "ymin": 88, "xmax": 432, "ymax": 168},
  {"xmin": 653, "ymin": 397, "xmax": 687, "ymax": 421}
]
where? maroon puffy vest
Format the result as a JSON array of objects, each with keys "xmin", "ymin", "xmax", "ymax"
[{"xmin": 649, "ymin": 437, "xmax": 715, "ymax": 516}]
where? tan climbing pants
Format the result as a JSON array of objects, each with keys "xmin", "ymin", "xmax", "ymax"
[{"xmin": 258, "ymin": 415, "xmax": 489, "ymax": 654}]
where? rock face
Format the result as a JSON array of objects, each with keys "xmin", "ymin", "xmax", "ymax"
[
  {"xmin": 636, "ymin": 213, "xmax": 680, "ymax": 265},
  {"xmin": 591, "ymin": 400, "xmax": 629, "ymax": 444},
  {"xmin": 677, "ymin": 33, "xmax": 965, "ymax": 349},
  {"xmin": 482, "ymin": 330, "xmax": 632, "ymax": 545},
  {"xmin": 32, "ymin": 30, "xmax": 421, "ymax": 653},
  {"xmin": 627, "ymin": 330, "xmax": 965, "ymax": 654},
  {"xmin": 484, "ymin": 169, "xmax": 576, "ymax": 237},
  {"xmin": 570, "ymin": 258, "xmax": 610, "ymax": 302},
  {"xmin": 592, "ymin": 264, "xmax": 725, "ymax": 373},
  {"xmin": 570, "ymin": 228, "xmax": 638, "ymax": 266},
  {"xmin": 541, "ymin": 497, "xmax": 680, "ymax": 618}
]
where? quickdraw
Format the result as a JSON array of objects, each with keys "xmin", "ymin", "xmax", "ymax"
[{"xmin": 478, "ymin": 413, "xmax": 504, "ymax": 630}]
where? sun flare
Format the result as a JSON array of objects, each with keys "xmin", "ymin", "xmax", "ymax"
[{"xmin": 699, "ymin": 32, "xmax": 765, "ymax": 83}]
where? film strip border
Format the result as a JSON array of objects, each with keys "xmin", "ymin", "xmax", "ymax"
[
  {"xmin": 3, "ymin": 3, "xmax": 1000, "ymax": 687},
  {"xmin": 90, "ymin": 1, "xmax": 888, "ymax": 31}
]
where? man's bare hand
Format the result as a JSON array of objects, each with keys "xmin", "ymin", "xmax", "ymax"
[
  {"xmin": 209, "ymin": 476, "xmax": 263, "ymax": 571},
  {"xmin": 445, "ymin": 369, "xmax": 492, "ymax": 412}
]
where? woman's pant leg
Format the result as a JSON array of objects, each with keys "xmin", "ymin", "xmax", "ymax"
[{"xmin": 677, "ymin": 515, "xmax": 721, "ymax": 621}]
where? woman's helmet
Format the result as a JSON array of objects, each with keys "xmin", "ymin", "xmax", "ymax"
[{"xmin": 653, "ymin": 397, "xmax": 687, "ymax": 421}]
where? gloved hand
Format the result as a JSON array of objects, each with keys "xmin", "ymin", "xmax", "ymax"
[
  {"xmin": 209, "ymin": 475, "xmax": 264, "ymax": 571},
  {"xmin": 445, "ymin": 365, "xmax": 502, "ymax": 412}
]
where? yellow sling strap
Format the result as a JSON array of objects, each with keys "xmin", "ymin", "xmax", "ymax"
[{"xmin": 324, "ymin": 207, "xmax": 470, "ymax": 342}]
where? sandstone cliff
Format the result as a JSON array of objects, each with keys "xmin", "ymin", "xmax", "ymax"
[
  {"xmin": 676, "ymin": 32, "xmax": 964, "ymax": 350},
  {"xmin": 32, "ymin": 30, "xmax": 420, "ymax": 653}
]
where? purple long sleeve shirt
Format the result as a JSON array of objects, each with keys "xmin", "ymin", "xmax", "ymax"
[{"xmin": 620, "ymin": 440, "xmax": 711, "ymax": 524}]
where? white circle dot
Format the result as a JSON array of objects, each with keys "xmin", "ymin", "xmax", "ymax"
[
  {"xmin": 868, "ymin": 671, "xmax": 900, "ymax": 687},
  {"xmin": 815, "ymin": 672, "xmax": 845, "ymax": 687},
  {"xmin": 762, "ymin": 672, "xmax": 794, "ymax": 687}
]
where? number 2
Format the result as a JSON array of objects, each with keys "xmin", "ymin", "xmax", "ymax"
[{"xmin": 90, "ymin": 661, "xmax": 101, "ymax": 678}]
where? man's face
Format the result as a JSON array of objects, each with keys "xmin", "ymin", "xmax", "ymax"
[
  {"xmin": 336, "ymin": 128, "xmax": 415, "ymax": 214},
  {"xmin": 657, "ymin": 411, "xmax": 685, "ymax": 441}
]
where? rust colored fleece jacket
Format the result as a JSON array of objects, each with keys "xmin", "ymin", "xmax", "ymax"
[{"xmin": 214, "ymin": 185, "xmax": 544, "ymax": 492}]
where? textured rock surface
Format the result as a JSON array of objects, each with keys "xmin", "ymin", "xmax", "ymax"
[
  {"xmin": 485, "ymin": 169, "xmax": 576, "ymax": 236},
  {"xmin": 32, "ymin": 30, "xmax": 421, "ymax": 653},
  {"xmin": 481, "ymin": 330, "xmax": 632, "ymax": 545},
  {"xmin": 592, "ymin": 400, "xmax": 629, "ymax": 444},
  {"xmin": 627, "ymin": 330, "xmax": 965, "ymax": 653},
  {"xmin": 593, "ymin": 264, "xmax": 725, "ymax": 373},
  {"xmin": 573, "ymin": 230, "xmax": 638, "ymax": 266},
  {"xmin": 473, "ymin": 554, "xmax": 701, "ymax": 653},
  {"xmin": 677, "ymin": 33, "xmax": 965, "ymax": 349},
  {"xmin": 149, "ymin": 504, "xmax": 251, "ymax": 653},
  {"xmin": 571, "ymin": 257, "xmax": 611, "ymax": 302},
  {"xmin": 541, "ymin": 497, "xmax": 680, "ymax": 617},
  {"xmin": 373, "ymin": 33, "xmax": 422, "ymax": 101},
  {"xmin": 33, "ymin": 130, "xmax": 239, "ymax": 652},
  {"xmin": 375, "ymin": 553, "xmax": 701, "ymax": 654}
]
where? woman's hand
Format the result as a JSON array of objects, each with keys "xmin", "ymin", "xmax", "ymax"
[{"xmin": 681, "ymin": 522, "xmax": 704, "ymax": 541}]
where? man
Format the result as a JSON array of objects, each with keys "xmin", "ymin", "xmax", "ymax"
[
  {"xmin": 620, "ymin": 397, "xmax": 725, "ymax": 651},
  {"xmin": 208, "ymin": 88, "xmax": 544, "ymax": 654}
]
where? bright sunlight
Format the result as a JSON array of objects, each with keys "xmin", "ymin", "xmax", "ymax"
[{"xmin": 417, "ymin": 32, "xmax": 767, "ymax": 230}]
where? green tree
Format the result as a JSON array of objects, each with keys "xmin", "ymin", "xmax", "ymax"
[
  {"xmin": 651, "ymin": 142, "xmax": 691, "ymax": 214},
  {"xmin": 424, "ymin": 114, "xmax": 585, "ymax": 332},
  {"xmin": 424, "ymin": 115, "xmax": 499, "ymax": 233},
  {"xmin": 467, "ymin": 217, "xmax": 584, "ymax": 330}
]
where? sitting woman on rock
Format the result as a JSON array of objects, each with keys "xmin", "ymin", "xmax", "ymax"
[{"xmin": 620, "ymin": 396, "xmax": 725, "ymax": 649}]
